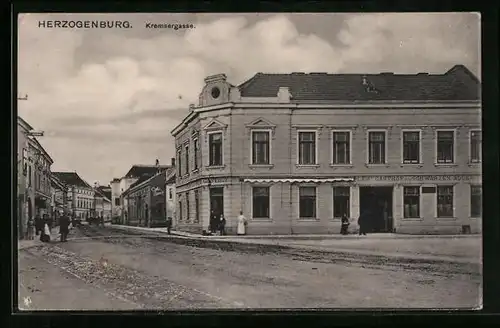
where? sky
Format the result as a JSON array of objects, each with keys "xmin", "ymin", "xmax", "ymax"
[{"xmin": 17, "ymin": 12, "xmax": 481, "ymax": 186}]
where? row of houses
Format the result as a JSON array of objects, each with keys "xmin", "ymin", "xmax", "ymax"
[
  {"xmin": 109, "ymin": 160, "xmax": 176, "ymax": 228},
  {"xmin": 113, "ymin": 64, "xmax": 482, "ymax": 235},
  {"xmin": 17, "ymin": 117, "xmax": 112, "ymax": 239}
]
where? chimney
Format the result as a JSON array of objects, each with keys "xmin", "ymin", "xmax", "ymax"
[
  {"xmin": 277, "ymin": 87, "xmax": 291, "ymax": 103},
  {"xmin": 171, "ymin": 157, "xmax": 176, "ymax": 167},
  {"xmin": 155, "ymin": 159, "xmax": 160, "ymax": 166},
  {"xmin": 189, "ymin": 104, "xmax": 195, "ymax": 112}
]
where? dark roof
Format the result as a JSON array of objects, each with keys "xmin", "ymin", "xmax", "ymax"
[
  {"xmin": 52, "ymin": 172, "xmax": 92, "ymax": 188},
  {"xmin": 123, "ymin": 165, "xmax": 170, "ymax": 178},
  {"xmin": 96, "ymin": 186, "xmax": 112, "ymax": 200},
  {"xmin": 238, "ymin": 65, "xmax": 480, "ymax": 101}
]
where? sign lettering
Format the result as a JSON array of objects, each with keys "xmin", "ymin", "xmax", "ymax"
[{"xmin": 356, "ymin": 175, "xmax": 476, "ymax": 182}]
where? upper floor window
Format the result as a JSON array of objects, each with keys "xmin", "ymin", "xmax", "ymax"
[
  {"xmin": 470, "ymin": 130, "xmax": 481, "ymax": 163},
  {"xmin": 402, "ymin": 131, "xmax": 420, "ymax": 164},
  {"xmin": 368, "ymin": 131, "xmax": 386, "ymax": 164},
  {"xmin": 436, "ymin": 130, "xmax": 454, "ymax": 164},
  {"xmin": 185, "ymin": 145, "xmax": 189, "ymax": 174},
  {"xmin": 186, "ymin": 193, "xmax": 190, "ymax": 222},
  {"xmin": 168, "ymin": 188, "xmax": 173, "ymax": 200},
  {"xmin": 208, "ymin": 132, "xmax": 223, "ymax": 166},
  {"xmin": 176, "ymin": 149, "xmax": 182, "ymax": 177},
  {"xmin": 298, "ymin": 131, "xmax": 316, "ymax": 165},
  {"xmin": 193, "ymin": 138, "xmax": 199, "ymax": 170},
  {"xmin": 114, "ymin": 198, "xmax": 120, "ymax": 206},
  {"xmin": 194, "ymin": 190, "xmax": 200, "ymax": 223},
  {"xmin": 252, "ymin": 131, "xmax": 271, "ymax": 165},
  {"xmin": 332, "ymin": 131, "xmax": 350, "ymax": 165}
]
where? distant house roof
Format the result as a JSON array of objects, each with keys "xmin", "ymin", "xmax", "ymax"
[
  {"xmin": 237, "ymin": 65, "xmax": 480, "ymax": 102},
  {"xmin": 95, "ymin": 186, "xmax": 112, "ymax": 201},
  {"xmin": 50, "ymin": 174, "xmax": 68, "ymax": 190},
  {"xmin": 123, "ymin": 165, "xmax": 171, "ymax": 179},
  {"xmin": 52, "ymin": 172, "xmax": 92, "ymax": 188},
  {"xmin": 30, "ymin": 137, "xmax": 54, "ymax": 164}
]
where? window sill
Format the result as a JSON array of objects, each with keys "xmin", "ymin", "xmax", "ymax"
[
  {"xmin": 249, "ymin": 164, "xmax": 274, "ymax": 169},
  {"xmin": 436, "ymin": 217, "xmax": 457, "ymax": 220},
  {"xmin": 206, "ymin": 165, "xmax": 225, "ymax": 170},
  {"xmin": 251, "ymin": 218, "xmax": 272, "ymax": 222},
  {"xmin": 434, "ymin": 163, "xmax": 458, "ymax": 168},
  {"xmin": 469, "ymin": 216, "xmax": 481, "ymax": 220},
  {"xmin": 467, "ymin": 162, "xmax": 481, "ymax": 167},
  {"xmin": 400, "ymin": 163, "xmax": 423, "ymax": 168},
  {"xmin": 298, "ymin": 218, "xmax": 320, "ymax": 221},
  {"xmin": 401, "ymin": 217, "xmax": 424, "ymax": 221},
  {"xmin": 330, "ymin": 164, "xmax": 353, "ymax": 168},
  {"xmin": 296, "ymin": 164, "xmax": 320, "ymax": 169},
  {"xmin": 365, "ymin": 163, "xmax": 390, "ymax": 168}
]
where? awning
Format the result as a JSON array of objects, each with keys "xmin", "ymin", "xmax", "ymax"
[{"xmin": 243, "ymin": 178, "xmax": 354, "ymax": 183}]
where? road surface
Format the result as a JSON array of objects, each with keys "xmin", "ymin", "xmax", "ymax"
[{"xmin": 18, "ymin": 225, "xmax": 482, "ymax": 310}]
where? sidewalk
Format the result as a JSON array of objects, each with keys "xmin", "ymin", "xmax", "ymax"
[
  {"xmin": 18, "ymin": 226, "xmax": 61, "ymax": 250},
  {"xmin": 110, "ymin": 225, "xmax": 482, "ymax": 265}
]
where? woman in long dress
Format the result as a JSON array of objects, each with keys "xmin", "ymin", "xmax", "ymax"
[{"xmin": 237, "ymin": 211, "xmax": 247, "ymax": 236}]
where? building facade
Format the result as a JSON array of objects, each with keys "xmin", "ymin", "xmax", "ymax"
[
  {"xmin": 165, "ymin": 167, "xmax": 177, "ymax": 227},
  {"xmin": 53, "ymin": 172, "xmax": 95, "ymax": 221},
  {"xmin": 94, "ymin": 185, "xmax": 112, "ymax": 220},
  {"xmin": 50, "ymin": 174, "xmax": 68, "ymax": 221},
  {"xmin": 30, "ymin": 138, "xmax": 54, "ymax": 220},
  {"xmin": 171, "ymin": 66, "xmax": 481, "ymax": 235},
  {"xmin": 123, "ymin": 169, "xmax": 168, "ymax": 227},
  {"xmin": 111, "ymin": 163, "xmax": 170, "ymax": 224},
  {"xmin": 17, "ymin": 117, "xmax": 33, "ymax": 238}
]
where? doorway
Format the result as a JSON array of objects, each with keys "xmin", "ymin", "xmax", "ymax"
[
  {"xmin": 209, "ymin": 187, "xmax": 224, "ymax": 218},
  {"xmin": 359, "ymin": 186, "xmax": 394, "ymax": 233}
]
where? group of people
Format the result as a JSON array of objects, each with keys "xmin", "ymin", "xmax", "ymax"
[
  {"xmin": 340, "ymin": 209, "xmax": 372, "ymax": 236},
  {"xmin": 206, "ymin": 210, "xmax": 248, "ymax": 236},
  {"xmin": 25, "ymin": 211, "xmax": 73, "ymax": 243}
]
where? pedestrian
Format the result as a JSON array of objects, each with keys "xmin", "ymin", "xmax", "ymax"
[
  {"xmin": 40, "ymin": 222, "xmax": 51, "ymax": 243},
  {"xmin": 44, "ymin": 214, "xmax": 52, "ymax": 234},
  {"xmin": 166, "ymin": 217, "xmax": 173, "ymax": 235},
  {"xmin": 340, "ymin": 214, "xmax": 350, "ymax": 235},
  {"xmin": 358, "ymin": 209, "xmax": 370, "ymax": 236},
  {"xmin": 209, "ymin": 210, "xmax": 217, "ymax": 235},
  {"xmin": 59, "ymin": 211, "xmax": 70, "ymax": 242},
  {"xmin": 26, "ymin": 216, "xmax": 35, "ymax": 240},
  {"xmin": 219, "ymin": 213, "xmax": 226, "ymax": 236},
  {"xmin": 35, "ymin": 214, "xmax": 43, "ymax": 236},
  {"xmin": 237, "ymin": 211, "xmax": 247, "ymax": 236}
]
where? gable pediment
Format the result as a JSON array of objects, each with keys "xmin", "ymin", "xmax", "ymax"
[
  {"xmin": 203, "ymin": 118, "xmax": 227, "ymax": 131},
  {"xmin": 246, "ymin": 117, "xmax": 276, "ymax": 128}
]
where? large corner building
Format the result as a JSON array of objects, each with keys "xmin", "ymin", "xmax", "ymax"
[{"xmin": 171, "ymin": 65, "xmax": 481, "ymax": 235}]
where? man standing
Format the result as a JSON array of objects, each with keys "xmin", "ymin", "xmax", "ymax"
[
  {"xmin": 59, "ymin": 211, "xmax": 70, "ymax": 242},
  {"xmin": 166, "ymin": 216, "xmax": 173, "ymax": 235}
]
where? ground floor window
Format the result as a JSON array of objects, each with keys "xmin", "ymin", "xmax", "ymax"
[
  {"xmin": 470, "ymin": 185, "xmax": 482, "ymax": 217},
  {"xmin": 333, "ymin": 186, "xmax": 350, "ymax": 218},
  {"xmin": 252, "ymin": 186, "xmax": 270, "ymax": 219},
  {"xmin": 403, "ymin": 186, "xmax": 420, "ymax": 218},
  {"xmin": 437, "ymin": 185, "xmax": 454, "ymax": 218},
  {"xmin": 299, "ymin": 186, "xmax": 316, "ymax": 219}
]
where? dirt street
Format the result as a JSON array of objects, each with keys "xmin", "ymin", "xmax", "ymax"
[{"xmin": 18, "ymin": 226, "xmax": 482, "ymax": 310}]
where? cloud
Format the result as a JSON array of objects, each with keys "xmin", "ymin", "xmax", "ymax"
[{"xmin": 17, "ymin": 13, "xmax": 480, "ymax": 184}]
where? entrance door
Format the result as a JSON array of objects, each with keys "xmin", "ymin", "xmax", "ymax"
[
  {"xmin": 359, "ymin": 186, "xmax": 393, "ymax": 233},
  {"xmin": 209, "ymin": 187, "xmax": 224, "ymax": 218}
]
